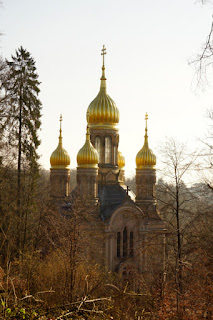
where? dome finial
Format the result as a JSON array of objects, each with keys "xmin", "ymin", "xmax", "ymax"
[
  {"xmin": 145, "ymin": 112, "xmax": 148, "ymax": 130},
  {"xmin": 86, "ymin": 124, "xmax": 90, "ymax": 141},
  {"xmin": 59, "ymin": 114, "xmax": 63, "ymax": 145},
  {"xmin": 144, "ymin": 112, "xmax": 149, "ymax": 147},
  {"xmin": 101, "ymin": 45, "xmax": 106, "ymax": 67},
  {"xmin": 100, "ymin": 45, "xmax": 107, "ymax": 89}
]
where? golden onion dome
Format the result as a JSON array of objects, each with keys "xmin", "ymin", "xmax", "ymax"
[
  {"xmin": 118, "ymin": 151, "xmax": 125, "ymax": 169},
  {"xmin": 50, "ymin": 115, "xmax": 70, "ymax": 168},
  {"xmin": 77, "ymin": 126, "xmax": 99, "ymax": 168},
  {"xmin": 136, "ymin": 113, "xmax": 156, "ymax": 169},
  {"xmin": 86, "ymin": 45, "xmax": 119, "ymax": 129}
]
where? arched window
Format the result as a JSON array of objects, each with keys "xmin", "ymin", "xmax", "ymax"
[
  {"xmin": 117, "ymin": 232, "xmax": 121, "ymax": 257},
  {"xmin": 123, "ymin": 227, "xmax": 127, "ymax": 257},
  {"xmin": 95, "ymin": 136, "xmax": 102, "ymax": 163},
  {"xmin": 130, "ymin": 231, "xmax": 134, "ymax": 257},
  {"xmin": 105, "ymin": 136, "xmax": 112, "ymax": 164},
  {"xmin": 114, "ymin": 145, "xmax": 116, "ymax": 165}
]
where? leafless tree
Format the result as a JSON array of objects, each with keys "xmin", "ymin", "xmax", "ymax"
[
  {"xmin": 157, "ymin": 138, "xmax": 199, "ymax": 319},
  {"xmin": 190, "ymin": 1, "xmax": 213, "ymax": 86},
  {"xmin": 191, "ymin": 19, "xmax": 213, "ymax": 87}
]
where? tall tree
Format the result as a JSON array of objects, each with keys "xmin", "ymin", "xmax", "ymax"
[
  {"xmin": 2, "ymin": 47, "xmax": 42, "ymax": 255},
  {"xmin": 157, "ymin": 139, "xmax": 198, "ymax": 319},
  {"xmin": 0, "ymin": 56, "xmax": 8, "ymax": 161}
]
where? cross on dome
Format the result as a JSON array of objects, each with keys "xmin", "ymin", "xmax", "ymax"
[
  {"xmin": 145, "ymin": 112, "xmax": 148, "ymax": 129},
  {"xmin": 145, "ymin": 112, "xmax": 148, "ymax": 136},
  {"xmin": 100, "ymin": 45, "xmax": 107, "ymax": 81},
  {"xmin": 101, "ymin": 45, "xmax": 107, "ymax": 66},
  {"xmin": 59, "ymin": 114, "xmax": 62, "ymax": 139}
]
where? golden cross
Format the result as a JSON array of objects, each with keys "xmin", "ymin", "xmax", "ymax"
[
  {"xmin": 101, "ymin": 45, "xmax": 107, "ymax": 66},
  {"xmin": 60, "ymin": 114, "xmax": 62, "ymax": 129},
  {"xmin": 59, "ymin": 114, "xmax": 63, "ymax": 137},
  {"xmin": 145, "ymin": 112, "xmax": 148, "ymax": 128}
]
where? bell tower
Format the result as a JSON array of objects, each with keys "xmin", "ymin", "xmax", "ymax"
[
  {"xmin": 135, "ymin": 113, "xmax": 157, "ymax": 213},
  {"xmin": 76, "ymin": 126, "xmax": 99, "ymax": 205}
]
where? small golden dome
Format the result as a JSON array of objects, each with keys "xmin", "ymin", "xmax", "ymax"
[
  {"xmin": 86, "ymin": 45, "xmax": 119, "ymax": 129},
  {"xmin": 136, "ymin": 113, "xmax": 156, "ymax": 169},
  {"xmin": 77, "ymin": 126, "xmax": 99, "ymax": 168},
  {"xmin": 118, "ymin": 151, "xmax": 125, "ymax": 169},
  {"xmin": 50, "ymin": 115, "xmax": 70, "ymax": 168}
]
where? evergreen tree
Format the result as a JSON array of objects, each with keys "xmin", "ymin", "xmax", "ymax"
[
  {"xmin": 2, "ymin": 47, "xmax": 42, "ymax": 255},
  {"xmin": 0, "ymin": 56, "xmax": 9, "ymax": 151}
]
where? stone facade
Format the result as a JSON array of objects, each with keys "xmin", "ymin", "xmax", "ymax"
[
  {"xmin": 76, "ymin": 167, "xmax": 98, "ymax": 204},
  {"xmin": 50, "ymin": 167, "xmax": 70, "ymax": 198}
]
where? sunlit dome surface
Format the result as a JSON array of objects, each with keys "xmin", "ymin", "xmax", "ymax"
[
  {"xmin": 118, "ymin": 151, "xmax": 125, "ymax": 169},
  {"xmin": 87, "ymin": 45, "xmax": 119, "ymax": 128},
  {"xmin": 136, "ymin": 113, "xmax": 156, "ymax": 169},
  {"xmin": 50, "ymin": 115, "xmax": 70, "ymax": 168},
  {"xmin": 77, "ymin": 126, "xmax": 99, "ymax": 168}
]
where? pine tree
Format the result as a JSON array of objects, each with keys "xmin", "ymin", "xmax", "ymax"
[{"xmin": 2, "ymin": 47, "xmax": 42, "ymax": 255}]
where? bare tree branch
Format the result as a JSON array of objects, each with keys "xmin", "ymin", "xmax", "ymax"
[{"xmin": 190, "ymin": 17, "xmax": 213, "ymax": 87}]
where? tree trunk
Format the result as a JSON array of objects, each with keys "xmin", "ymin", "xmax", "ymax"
[
  {"xmin": 176, "ymin": 174, "xmax": 182, "ymax": 319},
  {"xmin": 17, "ymin": 89, "xmax": 22, "ymax": 257}
]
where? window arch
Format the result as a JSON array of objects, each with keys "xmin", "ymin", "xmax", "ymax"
[
  {"xmin": 114, "ymin": 145, "xmax": 117, "ymax": 165},
  {"xmin": 123, "ymin": 227, "xmax": 127, "ymax": 257},
  {"xmin": 130, "ymin": 231, "xmax": 134, "ymax": 257},
  {"xmin": 95, "ymin": 136, "xmax": 102, "ymax": 163},
  {"xmin": 116, "ymin": 227, "xmax": 134, "ymax": 259},
  {"xmin": 105, "ymin": 136, "xmax": 112, "ymax": 164},
  {"xmin": 117, "ymin": 232, "xmax": 121, "ymax": 257}
]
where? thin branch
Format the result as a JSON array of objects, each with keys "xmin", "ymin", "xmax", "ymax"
[{"xmin": 190, "ymin": 16, "xmax": 213, "ymax": 87}]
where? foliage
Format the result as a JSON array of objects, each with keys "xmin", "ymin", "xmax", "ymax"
[
  {"xmin": 0, "ymin": 47, "xmax": 42, "ymax": 258},
  {"xmin": 2, "ymin": 46, "xmax": 41, "ymax": 168}
]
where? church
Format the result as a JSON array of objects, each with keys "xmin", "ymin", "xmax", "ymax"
[{"xmin": 49, "ymin": 46, "xmax": 166, "ymax": 286}]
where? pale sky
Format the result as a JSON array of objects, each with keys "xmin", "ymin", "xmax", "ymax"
[{"xmin": 0, "ymin": 0, "xmax": 213, "ymax": 181}]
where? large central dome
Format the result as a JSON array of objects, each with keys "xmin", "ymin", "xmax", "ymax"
[
  {"xmin": 86, "ymin": 48, "xmax": 119, "ymax": 129},
  {"xmin": 77, "ymin": 126, "xmax": 99, "ymax": 168}
]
